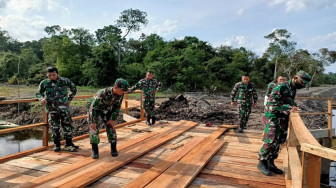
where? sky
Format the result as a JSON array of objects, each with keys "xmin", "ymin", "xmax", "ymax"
[{"xmin": 1, "ymin": 0, "xmax": 336, "ymax": 72}]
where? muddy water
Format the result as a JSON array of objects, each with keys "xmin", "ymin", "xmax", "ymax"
[{"xmin": 0, "ymin": 130, "xmax": 50, "ymax": 158}]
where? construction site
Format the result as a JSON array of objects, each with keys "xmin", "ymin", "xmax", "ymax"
[{"xmin": 0, "ymin": 87, "xmax": 336, "ymax": 188}]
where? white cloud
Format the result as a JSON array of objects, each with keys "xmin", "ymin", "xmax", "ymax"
[
  {"xmin": 236, "ymin": 8, "xmax": 245, "ymax": 15},
  {"xmin": 269, "ymin": 0, "xmax": 336, "ymax": 12},
  {"xmin": 128, "ymin": 19, "xmax": 179, "ymax": 39},
  {"xmin": 0, "ymin": 0, "xmax": 69, "ymax": 41},
  {"xmin": 307, "ymin": 31, "xmax": 336, "ymax": 51}
]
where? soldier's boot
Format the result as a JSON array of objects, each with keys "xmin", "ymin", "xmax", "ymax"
[
  {"xmin": 65, "ymin": 138, "xmax": 79, "ymax": 149},
  {"xmin": 91, "ymin": 144, "xmax": 99, "ymax": 159},
  {"xmin": 151, "ymin": 116, "xmax": 156, "ymax": 125},
  {"xmin": 111, "ymin": 142, "xmax": 118, "ymax": 157},
  {"xmin": 146, "ymin": 116, "xmax": 151, "ymax": 125},
  {"xmin": 268, "ymin": 158, "xmax": 284, "ymax": 174},
  {"xmin": 53, "ymin": 139, "xmax": 61, "ymax": 152},
  {"xmin": 64, "ymin": 138, "xmax": 78, "ymax": 152},
  {"xmin": 238, "ymin": 125, "xmax": 244, "ymax": 133},
  {"xmin": 257, "ymin": 160, "xmax": 272, "ymax": 176}
]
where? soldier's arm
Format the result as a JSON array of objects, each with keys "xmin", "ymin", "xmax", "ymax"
[
  {"xmin": 230, "ymin": 83, "xmax": 239, "ymax": 102},
  {"xmin": 36, "ymin": 81, "xmax": 46, "ymax": 101},
  {"xmin": 67, "ymin": 79, "xmax": 77, "ymax": 101},
  {"xmin": 266, "ymin": 83, "xmax": 275, "ymax": 97},
  {"xmin": 271, "ymin": 85, "xmax": 292, "ymax": 114},
  {"xmin": 252, "ymin": 84, "xmax": 258, "ymax": 104},
  {"xmin": 129, "ymin": 80, "xmax": 142, "ymax": 93}
]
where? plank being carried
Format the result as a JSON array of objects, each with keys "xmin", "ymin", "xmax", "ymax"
[{"xmin": 37, "ymin": 121, "xmax": 198, "ymax": 188}]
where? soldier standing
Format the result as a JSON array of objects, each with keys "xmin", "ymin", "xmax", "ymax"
[
  {"xmin": 264, "ymin": 76, "xmax": 286, "ymax": 107},
  {"xmin": 87, "ymin": 78, "xmax": 129, "ymax": 159},
  {"xmin": 36, "ymin": 66, "xmax": 78, "ymax": 152},
  {"xmin": 129, "ymin": 71, "xmax": 161, "ymax": 125},
  {"xmin": 258, "ymin": 70, "xmax": 312, "ymax": 176},
  {"xmin": 230, "ymin": 73, "xmax": 258, "ymax": 133}
]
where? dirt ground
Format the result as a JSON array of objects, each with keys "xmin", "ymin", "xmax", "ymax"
[{"xmin": 0, "ymin": 85, "xmax": 335, "ymax": 137}]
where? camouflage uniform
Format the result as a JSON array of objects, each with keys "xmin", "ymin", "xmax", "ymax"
[
  {"xmin": 258, "ymin": 81, "xmax": 296, "ymax": 160},
  {"xmin": 36, "ymin": 77, "xmax": 77, "ymax": 141},
  {"xmin": 230, "ymin": 81, "xmax": 258, "ymax": 129},
  {"xmin": 129, "ymin": 78, "xmax": 161, "ymax": 118},
  {"xmin": 262, "ymin": 82, "xmax": 277, "ymax": 127},
  {"xmin": 87, "ymin": 87, "xmax": 123, "ymax": 144}
]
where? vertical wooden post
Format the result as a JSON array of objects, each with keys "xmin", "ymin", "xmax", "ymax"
[
  {"xmin": 140, "ymin": 92, "xmax": 144, "ymax": 120},
  {"xmin": 42, "ymin": 108, "xmax": 49, "ymax": 147},
  {"xmin": 328, "ymin": 99, "xmax": 332, "ymax": 138},
  {"xmin": 125, "ymin": 93, "xmax": 129, "ymax": 115},
  {"xmin": 301, "ymin": 152, "xmax": 321, "ymax": 188}
]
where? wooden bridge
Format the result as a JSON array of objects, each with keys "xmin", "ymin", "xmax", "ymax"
[{"xmin": 0, "ymin": 94, "xmax": 335, "ymax": 188}]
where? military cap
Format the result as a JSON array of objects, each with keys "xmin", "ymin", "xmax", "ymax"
[
  {"xmin": 296, "ymin": 70, "xmax": 312, "ymax": 87},
  {"xmin": 114, "ymin": 78, "xmax": 130, "ymax": 91}
]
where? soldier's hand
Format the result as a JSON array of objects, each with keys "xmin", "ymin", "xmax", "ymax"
[
  {"xmin": 231, "ymin": 102, "xmax": 235, "ymax": 107},
  {"xmin": 254, "ymin": 103, "xmax": 257, "ymax": 108},
  {"xmin": 291, "ymin": 107, "xmax": 300, "ymax": 113},
  {"xmin": 40, "ymin": 99, "xmax": 47, "ymax": 106}
]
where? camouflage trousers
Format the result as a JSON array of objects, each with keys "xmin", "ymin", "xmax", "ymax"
[
  {"xmin": 87, "ymin": 111, "xmax": 117, "ymax": 145},
  {"xmin": 258, "ymin": 114, "xmax": 289, "ymax": 160},
  {"xmin": 48, "ymin": 107, "xmax": 73, "ymax": 141},
  {"xmin": 238, "ymin": 102, "xmax": 252, "ymax": 128},
  {"xmin": 143, "ymin": 99, "xmax": 155, "ymax": 118}
]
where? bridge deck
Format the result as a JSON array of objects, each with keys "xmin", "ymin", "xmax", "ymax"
[{"xmin": 0, "ymin": 120, "xmax": 286, "ymax": 188}]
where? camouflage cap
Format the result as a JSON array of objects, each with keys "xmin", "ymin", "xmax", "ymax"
[
  {"xmin": 114, "ymin": 78, "xmax": 130, "ymax": 91},
  {"xmin": 296, "ymin": 70, "xmax": 312, "ymax": 87}
]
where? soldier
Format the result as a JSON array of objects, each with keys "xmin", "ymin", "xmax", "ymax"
[
  {"xmin": 129, "ymin": 71, "xmax": 161, "ymax": 125},
  {"xmin": 36, "ymin": 66, "xmax": 78, "ymax": 152},
  {"xmin": 258, "ymin": 70, "xmax": 312, "ymax": 176},
  {"xmin": 230, "ymin": 73, "xmax": 258, "ymax": 133},
  {"xmin": 87, "ymin": 78, "xmax": 129, "ymax": 159},
  {"xmin": 264, "ymin": 76, "xmax": 286, "ymax": 107}
]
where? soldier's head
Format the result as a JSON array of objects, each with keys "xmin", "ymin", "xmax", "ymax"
[
  {"xmin": 146, "ymin": 71, "xmax": 154, "ymax": 80},
  {"xmin": 241, "ymin": 73, "xmax": 250, "ymax": 84},
  {"xmin": 113, "ymin": 78, "xmax": 130, "ymax": 96},
  {"xmin": 277, "ymin": 76, "xmax": 286, "ymax": 84},
  {"xmin": 293, "ymin": 70, "xmax": 312, "ymax": 89},
  {"xmin": 46, "ymin": 66, "xmax": 59, "ymax": 81}
]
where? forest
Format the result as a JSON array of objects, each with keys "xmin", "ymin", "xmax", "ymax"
[{"xmin": 1, "ymin": 8, "xmax": 336, "ymax": 92}]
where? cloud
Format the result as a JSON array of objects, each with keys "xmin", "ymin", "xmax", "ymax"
[
  {"xmin": 236, "ymin": 8, "xmax": 245, "ymax": 15},
  {"xmin": 269, "ymin": 0, "xmax": 336, "ymax": 12},
  {"xmin": 128, "ymin": 19, "xmax": 179, "ymax": 39},
  {"xmin": 0, "ymin": 0, "xmax": 69, "ymax": 41},
  {"xmin": 307, "ymin": 31, "xmax": 336, "ymax": 51}
]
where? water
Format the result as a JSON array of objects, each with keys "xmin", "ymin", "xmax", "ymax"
[{"xmin": 0, "ymin": 130, "xmax": 49, "ymax": 158}]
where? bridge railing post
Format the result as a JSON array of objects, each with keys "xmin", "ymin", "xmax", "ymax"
[
  {"xmin": 42, "ymin": 108, "xmax": 49, "ymax": 147},
  {"xmin": 328, "ymin": 99, "xmax": 332, "ymax": 138},
  {"xmin": 301, "ymin": 151, "xmax": 321, "ymax": 188}
]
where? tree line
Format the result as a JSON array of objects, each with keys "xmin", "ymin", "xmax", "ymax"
[{"xmin": 1, "ymin": 8, "xmax": 336, "ymax": 92}]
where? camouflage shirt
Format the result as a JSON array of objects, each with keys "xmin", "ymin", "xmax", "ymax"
[
  {"xmin": 87, "ymin": 87, "xmax": 124, "ymax": 121},
  {"xmin": 266, "ymin": 80, "xmax": 297, "ymax": 117},
  {"xmin": 129, "ymin": 78, "xmax": 161, "ymax": 101},
  {"xmin": 36, "ymin": 77, "xmax": 77, "ymax": 112},
  {"xmin": 230, "ymin": 81, "xmax": 258, "ymax": 104},
  {"xmin": 266, "ymin": 82, "xmax": 276, "ymax": 98}
]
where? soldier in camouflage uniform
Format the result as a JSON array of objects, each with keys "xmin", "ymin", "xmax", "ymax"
[
  {"xmin": 129, "ymin": 71, "xmax": 161, "ymax": 125},
  {"xmin": 258, "ymin": 70, "xmax": 312, "ymax": 176},
  {"xmin": 36, "ymin": 66, "xmax": 78, "ymax": 152},
  {"xmin": 87, "ymin": 78, "xmax": 129, "ymax": 159},
  {"xmin": 230, "ymin": 73, "xmax": 258, "ymax": 133}
]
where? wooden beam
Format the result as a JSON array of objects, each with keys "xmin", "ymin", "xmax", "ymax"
[
  {"xmin": 0, "ymin": 146, "xmax": 47, "ymax": 163},
  {"xmin": 123, "ymin": 114, "xmax": 137, "ymax": 122},
  {"xmin": 301, "ymin": 143, "xmax": 336, "ymax": 161},
  {"xmin": 124, "ymin": 137, "xmax": 205, "ymax": 188},
  {"xmin": 290, "ymin": 113, "xmax": 321, "ymax": 147},
  {"xmin": 328, "ymin": 99, "xmax": 333, "ymax": 138},
  {"xmin": 301, "ymin": 152, "xmax": 321, "ymax": 188},
  {"xmin": 288, "ymin": 147, "xmax": 302, "ymax": 188},
  {"xmin": 0, "ymin": 123, "xmax": 46, "ymax": 135}
]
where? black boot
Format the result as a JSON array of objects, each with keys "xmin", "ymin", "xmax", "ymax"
[
  {"xmin": 238, "ymin": 125, "xmax": 243, "ymax": 133},
  {"xmin": 268, "ymin": 158, "xmax": 284, "ymax": 174},
  {"xmin": 64, "ymin": 138, "xmax": 78, "ymax": 152},
  {"xmin": 257, "ymin": 160, "xmax": 272, "ymax": 176},
  {"xmin": 53, "ymin": 139, "xmax": 61, "ymax": 152},
  {"xmin": 91, "ymin": 144, "xmax": 99, "ymax": 159},
  {"xmin": 146, "ymin": 116, "xmax": 151, "ymax": 125},
  {"xmin": 151, "ymin": 116, "xmax": 156, "ymax": 125},
  {"xmin": 111, "ymin": 142, "xmax": 118, "ymax": 157}
]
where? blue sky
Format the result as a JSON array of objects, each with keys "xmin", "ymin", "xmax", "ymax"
[{"xmin": 1, "ymin": 0, "xmax": 336, "ymax": 72}]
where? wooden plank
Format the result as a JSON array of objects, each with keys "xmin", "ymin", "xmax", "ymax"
[
  {"xmin": 197, "ymin": 173, "xmax": 285, "ymax": 188},
  {"xmin": 4, "ymin": 157, "xmax": 68, "ymax": 173},
  {"xmin": 301, "ymin": 143, "xmax": 336, "ymax": 161},
  {"xmin": 124, "ymin": 137, "xmax": 204, "ymax": 188},
  {"xmin": 328, "ymin": 99, "xmax": 332, "ymax": 138},
  {"xmin": 290, "ymin": 113, "xmax": 321, "ymax": 147},
  {"xmin": 18, "ymin": 131, "xmax": 160, "ymax": 188},
  {"xmin": 0, "ymin": 146, "xmax": 47, "ymax": 163},
  {"xmin": 0, "ymin": 123, "xmax": 46, "ymax": 134},
  {"xmin": 40, "ymin": 121, "xmax": 198, "ymax": 188},
  {"xmin": 123, "ymin": 114, "xmax": 137, "ymax": 122},
  {"xmin": 301, "ymin": 152, "xmax": 321, "ymax": 188},
  {"xmin": 164, "ymin": 139, "xmax": 226, "ymax": 188},
  {"xmin": 288, "ymin": 147, "xmax": 302, "ymax": 188}
]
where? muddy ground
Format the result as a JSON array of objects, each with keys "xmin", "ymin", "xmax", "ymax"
[{"xmin": 1, "ymin": 86, "xmax": 335, "ymax": 137}]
